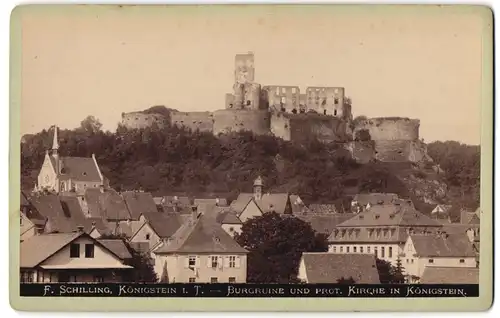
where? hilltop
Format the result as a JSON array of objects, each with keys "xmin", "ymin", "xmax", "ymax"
[{"xmin": 20, "ymin": 115, "xmax": 479, "ymax": 221}]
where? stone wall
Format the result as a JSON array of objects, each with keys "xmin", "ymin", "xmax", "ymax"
[
  {"xmin": 374, "ymin": 140, "xmax": 412, "ymax": 162},
  {"xmin": 354, "ymin": 117, "xmax": 420, "ymax": 141},
  {"xmin": 305, "ymin": 86, "xmax": 345, "ymax": 117},
  {"xmin": 212, "ymin": 109, "xmax": 270, "ymax": 136},
  {"xmin": 262, "ymin": 85, "xmax": 301, "ymax": 113},
  {"xmin": 346, "ymin": 141, "xmax": 376, "ymax": 164},
  {"xmin": 170, "ymin": 111, "xmax": 214, "ymax": 133},
  {"xmin": 270, "ymin": 112, "xmax": 349, "ymax": 143},
  {"xmin": 121, "ymin": 112, "xmax": 168, "ymax": 130}
]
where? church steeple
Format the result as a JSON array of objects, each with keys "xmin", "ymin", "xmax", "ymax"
[
  {"xmin": 52, "ymin": 125, "xmax": 59, "ymax": 157},
  {"xmin": 253, "ymin": 176, "xmax": 263, "ymax": 200}
]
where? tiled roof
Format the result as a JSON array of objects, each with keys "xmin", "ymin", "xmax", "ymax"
[
  {"xmin": 301, "ymin": 253, "xmax": 380, "ymax": 283},
  {"xmin": 98, "ymin": 239, "xmax": 132, "ymax": 259},
  {"xmin": 29, "ymin": 194, "xmax": 83, "ymax": 233},
  {"xmin": 290, "ymin": 195, "xmax": 310, "ymax": 214},
  {"xmin": 216, "ymin": 210, "xmax": 242, "ymax": 225},
  {"xmin": 154, "ymin": 215, "xmax": 248, "ymax": 254},
  {"xmin": 194, "ymin": 198, "xmax": 228, "ymax": 206},
  {"xmin": 229, "ymin": 193, "xmax": 253, "ymax": 214},
  {"xmin": 308, "ymin": 204, "xmax": 338, "ymax": 214},
  {"xmin": 122, "ymin": 191, "xmax": 158, "ymax": 220},
  {"xmin": 329, "ymin": 226, "xmax": 410, "ymax": 244},
  {"xmin": 21, "ymin": 232, "xmax": 82, "ymax": 267},
  {"xmin": 335, "ymin": 204, "xmax": 442, "ymax": 228},
  {"xmin": 296, "ymin": 214, "xmax": 355, "ymax": 235},
  {"xmin": 353, "ymin": 193, "xmax": 399, "ymax": 206},
  {"xmin": 161, "ymin": 196, "xmax": 192, "ymax": 206},
  {"xmin": 410, "ymin": 234, "xmax": 476, "ymax": 258},
  {"xmin": 233, "ymin": 193, "xmax": 291, "ymax": 216},
  {"xmin": 107, "ymin": 220, "xmax": 144, "ymax": 238},
  {"xmin": 84, "ymin": 188, "xmax": 131, "ymax": 220},
  {"xmin": 420, "ymin": 267, "xmax": 479, "ymax": 284},
  {"xmin": 142, "ymin": 212, "xmax": 185, "ymax": 238},
  {"xmin": 50, "ymin": 156, "xmax": 101, "ymax": 182}
]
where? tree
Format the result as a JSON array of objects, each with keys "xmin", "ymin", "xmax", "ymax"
[
  {"xmin": 234, "ymin": 212, "xmax": 328, "ymax": 283},
  {"xmin": 391, "ymin": 257, "xmax": 406, "ymax": 284},
  {"xmin": 80, "ymin": 115, "xmax": 103, "ymax": 134},
  {"xmin": 337, "ymin": 277, "xmax": 356, "ymax": 284},
  {"xmin": 375, "ymin": 258, "xmax": 393, "ymax": 284},
  {"xmin": 122, "ymin": 248, "xmax": 158, "ymax": 283},
  {"xmin": 160, "ymin": 260, "xmax": 169, "ymax": 283}
]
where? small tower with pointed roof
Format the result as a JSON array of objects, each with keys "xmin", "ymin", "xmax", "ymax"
[
  {"xmin": 51, "ymin": 125, "xmax": 60, "ymax": 173},
  {"xmin": 253, "ymin": 176, "xmax": 263, "ymax": 201}
]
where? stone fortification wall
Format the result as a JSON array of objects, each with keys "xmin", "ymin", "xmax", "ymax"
[
  {"xmin": 271, "ymin": 112, "xmax": 349, "ymax": 143},
  {"xmin": 121, "ymin": 112, "xmax": 168, "ymax": 130},
  {"xmin": 374, "ymin": 140, "xmax": 412, "ymax": 162},
  {"xmin": 354, "ymin": 117, "xmax": 420, "ymax": 141},
  {"xmin": 170, "ymin": 111, "xmax": 214, "ymax": 133},
  {"xmin": 263, "ymin": 85, "xmax": 301, "ymax": 113},
  {"xmin": 346, "ymin": 141, "xmax": 376, "ymax": 164},
  {"xmin": 212, "ymin": 109, "xmax": 270, "ymax": 136}
]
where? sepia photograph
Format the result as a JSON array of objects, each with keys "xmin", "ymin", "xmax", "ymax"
[{"xmin": 10, "ymin": 4, "xmax": 493, "ymax": 311}]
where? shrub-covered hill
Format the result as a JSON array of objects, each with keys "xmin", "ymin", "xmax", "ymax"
[{"xmin": 21, "ymin": 115, "xmax": 480, "ymax": 218}]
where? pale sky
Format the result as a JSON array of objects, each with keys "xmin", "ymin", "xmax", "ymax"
[{"xmin": 19, "ymin": 5, "xmax": 488, "ymax": 145}]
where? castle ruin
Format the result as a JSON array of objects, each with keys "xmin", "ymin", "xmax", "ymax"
[{"xmin": 120, "ymin": 52, "xmax": 430, "ymax": 164}]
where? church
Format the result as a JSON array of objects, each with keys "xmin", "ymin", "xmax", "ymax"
[{"xmin": 34, "ymin": 126, "xmax": 105, "ymax": 195}]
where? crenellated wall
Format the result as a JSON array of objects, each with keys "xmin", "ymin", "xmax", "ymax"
[
  {"xmin": 354, "ymin": 117, "xmax": 420, "ymax": 141},
  {"xmin": 212, "ymin": 109, "xmax": 270, "ymax": 136},
  {"xmin": 121, "ymin": 112, "xmax": 168, "ymax": 130},
  {"xmin": 170, "ymin": 111, "xmax": 214, "ymax": 132}
]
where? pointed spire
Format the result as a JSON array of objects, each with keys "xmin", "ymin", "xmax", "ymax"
[{"xmin": 52, "ymin": 125, "xmax": 59, "ymax": 152}]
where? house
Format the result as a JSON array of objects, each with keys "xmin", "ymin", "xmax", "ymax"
[
  {"xmin": 400, "ymin": 233, "xmax": 477, "ymax": 283},
  {"xmin": 20, "ymin": 229, "xmax": 132, "ymax": 283},
  {"xmin": 152, "ymin": 214, "xmax": 248, "ymax": 283},
  {"xmin": 20, "ymin": 192, "xmax": 44, "ymax": 240},
  {"xmin": 289, "ymin": 195, "xmax": 309, "ymax": 214},
  {"xmin": 297, "ymin": 253, "xmax": 380, "ymax": 283},
  {"xmin": 233, "ymin": 176, "xmax": 292, "ymax": 222},
  {"xmin": 34, "ymin": 126, "xmax": 104, "ymax": 195},
  {"xmin": 121, "ymin": 191, "xmax": 158, "ymax": 220},
  {"xmin": 351, "ymin": 193, "xmax": 399, "ymax": 213},
  {"xmin": 328, "ymin": 203, "xmax": 442, "ymax": 266},
  {"xmin": 83, "ymin": 188, "xmax": 132, "ymax": 221},
  {"xmin": 129, "ymin": 212, "xmax": 188, "ymax": 255},
  {"xmin": 215, "ymin": 209, "xmax": 243, "ymax": 237},
  {"xmin": 194, "ymin": 198, "xmax": 228, "ymax": 207},
  {"xmin": 97, "ymin": 239, "xmax": 133, "ymax": 261},
  {"xmin": 420, "ymin": 267, "xmax": 479, "ymax": 284}
]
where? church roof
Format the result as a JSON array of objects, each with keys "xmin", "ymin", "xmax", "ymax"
[{"xmin": 50, "ymin": 156, "xmax": 101, "ymax": 182}]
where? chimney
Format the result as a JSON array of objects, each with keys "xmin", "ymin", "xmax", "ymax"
[
  {"xmin": 191, "ymin": 206, "xmax": 198, "ymax": 221},
  {"xmin": 99, "ymin": 184, "xmax": 105, "ymax": 193}
]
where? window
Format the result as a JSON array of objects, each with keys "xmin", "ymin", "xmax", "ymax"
[
  {"xmin": 360, "ymin": 246, "xmax": 364, "ymax": 253},
  {"xmin": 334, "ymin": 97, "xmax": 339, "ymax": 105},
  {"xmin": 334, "ymin": 110, "xmax": 337, "ymax": 116},
  {"xmin": 353, "ymin": 246, "xmax": 357, "ymax": 253},
  {"xmin": 411, "ymin": 259, "xmax": 414, "ymax": 264},
  {"xmin": 229, "ymin": 227, "xmax": 234, "ymax": 232},
  {"xmin": 211, "ymin": 256, "xmax": 218, "ymax": 268},
  {"xmin": 381, "ymin": 247, "xmax": 385, "ymax": 258},
  {"xmin": 70, "ymin": 244, "xmax": 80, "ymax": 258},
  {"xmin": 292, "ymin": 87, "xmax": 296, "ymax": 94},
  {"xmin": 229, "ymin": 277, "xmax": 236, "ymax": 283},
  {"xmin": 246, "ymin": 100, "xmax": 251, "ymax": 106},
  {"xmin": 389, "ymin": 247, "xmax": 393, "ymax": 258},
  {"xmin": 323, "ymin": 110, "xmax": 327, "ymax": 115},
  {"xmin": 210, "ymin": 277, "xmax": 218, "ymax": 283},
  {"xmin": 346, "ymin": 246, "xmax": 350, "ymax": 253},
  {"xmin": 332, "ymin": 246, "xmax": 337, "ymax": 253},
  {"xmin": 85, "ymin": 244, "xmax": 94, "ymax": 258},
  {"xmin": 340, "ymin": 246, "xmax": 343, "ymax": 253},
  {"xmin": 459, "ymin": 259, "xmax": 465, "ymax": 263},
  {"xmin": 189, "ymin": 277, "xmax": 196, "ymax": 283},
  {"xmin": 374, "ymin": 247, "xmax": 378, "ymax": 258},
  {"xmin": 188, "ymin": 256, "xmax": 196, "ymax": 267},
  {"xmin": 367, "ymin": 246, "xmax": 371, "ymax": 253},
  {"xmin": 429, "ymin": 259, "xmax": 434, "ymax": 264},
  {"xmin": 281, "ymin": 87, "xmax": 286, "ymax": 94},
  {"xmin": 406, "ymin": 259, "xmax": 409, "ymax": 263},
  {"xmin": 229, "ymin": 256, "xmax": 236, "ymax": 268},
  {"xmin": 145, "ymin": 234, "xmax": 150, "ymax": 240}
]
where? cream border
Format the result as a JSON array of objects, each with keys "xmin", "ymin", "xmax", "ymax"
[{"xmin": 9, "ymin": 4, "xmax": 494, "ymax": 312}]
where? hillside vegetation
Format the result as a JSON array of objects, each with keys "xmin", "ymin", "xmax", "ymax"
[{"xmin": 21, "ymin": 112, "xmax": 480, "ymax": 217}]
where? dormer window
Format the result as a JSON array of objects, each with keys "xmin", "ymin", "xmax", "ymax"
[
  {"xmin": 82, "ymin": 172, "xmax": 87, "ymax": 176},
  {"xmin": 375, "ymin": 215, "xmax": 380, "ymax": 219}
]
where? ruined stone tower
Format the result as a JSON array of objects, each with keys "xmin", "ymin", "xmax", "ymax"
[{"xmin": 229, "ymin": 52, "xmax": 261, "ymax": 110}]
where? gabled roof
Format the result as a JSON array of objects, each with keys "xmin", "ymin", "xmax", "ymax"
[
  {"xmin": 290, "ymin": 195, "xmax": 310, "ymax": 214},
  {"xmin": 29, "ymin": 194, "xmax": 84, "ymax": 233},
  {"xmin": 301, "ymin": 253, "xmax": 380, "ymax": 283},
  {"xmin": 420, "ymin": 267, "xmax": 479, "ymax": 284},
  {"xmin": 50, "ymin": 156, "xmax": 101, "ymax": 182},
  {"xmin": 335, "ymin": 204, "xmax": 441, "ymax": 227},
  {"xmin": 122, "ymin": 191, "xmax": 158, "ymax": 220},
  {"xmin": 141, "ymin": 212, "xmax": 185, "ymax": 238},
  {"xmin": 107, "ymin": 220, "xmax": 143, "ymax": 238},
  {"xmin": 161, "ymin": 196, "xmax": 192, "ymax": 206},
  {"xmin": 98, "ymin": 239, "xmax": 132, "ymax": 259},
  {"xmin": 20, "ymin": 231, "xmax": 127, "ymax": 268},
  {"xmin": 84, "ymin": 188, "xmax": 131, "ymax": 220},
  {"xmin": 296, "ymin": 214, "xmax": 355, "ymax": 235},
  {"xmin": 432, "ymin": 204, "xmax": 452, "ymax": 214},
  {"xmin": 233, "ymin": 193, "xmax": 291, "ymax": 215},
  {"xmin": 153, "ymin": 215, "xmax": 247, "ymax": 254},
  {"xmin": 410, "ymin": 234, "xmax": 476, "ymax": 258},
  {"xmin": 353, "ymin": 193, "xmax": 399, "ymax": 206}
]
